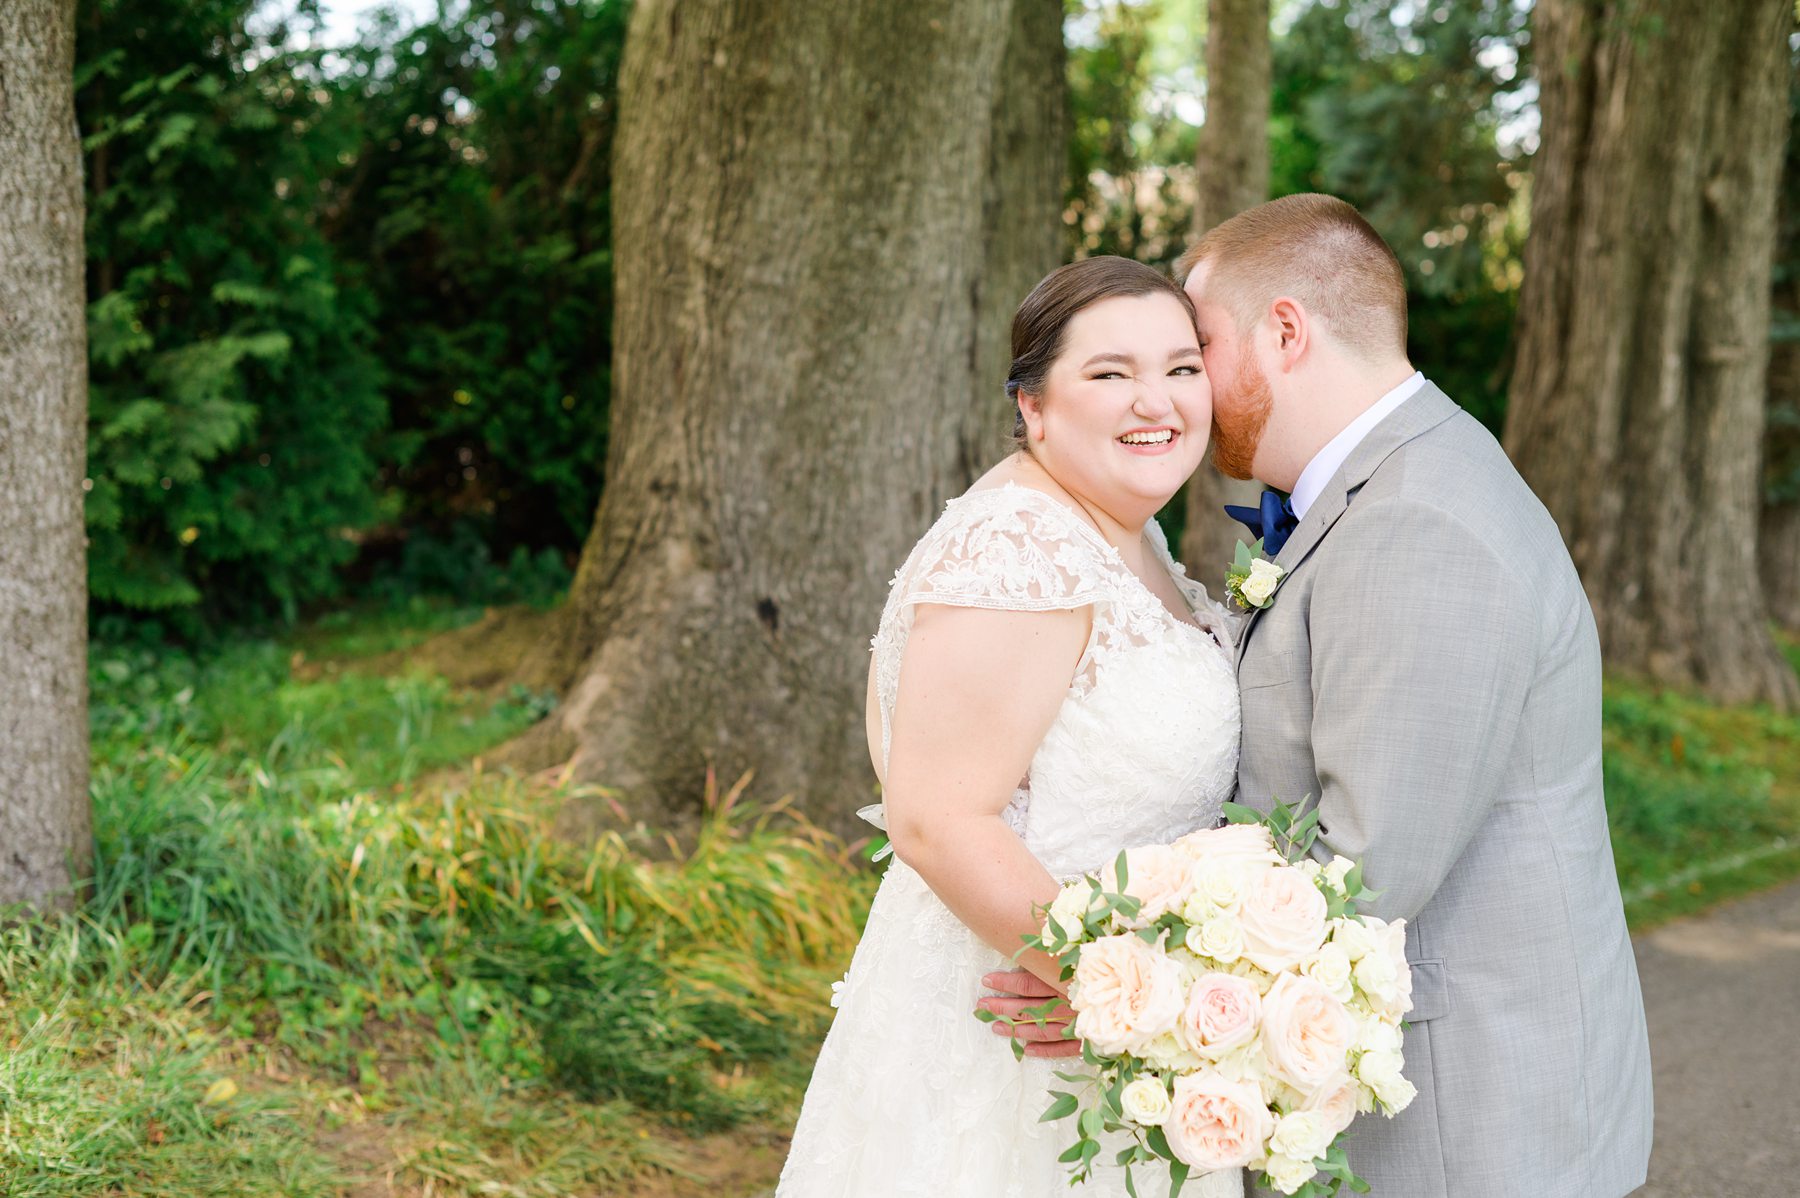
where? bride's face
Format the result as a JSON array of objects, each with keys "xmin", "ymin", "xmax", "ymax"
[{"xmin": 1018, "ymin": 293, "xmax": 1211, "ymax": 511}]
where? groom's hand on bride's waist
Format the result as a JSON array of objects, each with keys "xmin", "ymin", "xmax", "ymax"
[{"xmin": 975, "ymin": 970, "xmax": 1081, "ymax": 1058}]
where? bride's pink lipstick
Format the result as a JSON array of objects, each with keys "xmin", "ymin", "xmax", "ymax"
[{"xmin": 1116, "ymin": 425, "xmax": 1180, "ymax": 455}]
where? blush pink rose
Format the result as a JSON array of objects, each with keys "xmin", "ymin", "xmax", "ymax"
[
  {"xmin": 1071, "ymin": 933, "xmax": 1186, "ymax": 1055},
  {"xmin": 1164, "ymin": 1072, "xmax": 1275, "ymax": 1171},
  {"xmin": 1301, "ymin": 1072, "xmax": 1360, "ymax": 1138},
  {"xmin": 1181, "ymin": 972, "xmax": 1262, "ymax": 1058},
  {"xmin": 1259, "ymin": 973, "xmax": 1354, "ymax": 1097},
  {"xmin": 1102, "ymin": 844, "xmax": 1196, "ymax": 924},
  {"xmin": 1238, "ymin": 865, "xmax": 1329, "ymax": 971},
  {"xmin": 1173, "ymin": 823, "xmax": 1284, "ymax": 868}
]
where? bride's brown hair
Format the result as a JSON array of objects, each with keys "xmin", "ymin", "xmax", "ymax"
[{"xmin": 1005, "ymin": 256, "xmax": 1197, "ymax": 448}]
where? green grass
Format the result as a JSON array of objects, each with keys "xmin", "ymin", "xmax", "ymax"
[
  {"xmin": 5, "ymin": 608, "xmax": 1794, "ymax": 1193},
  {"xmin": 1603, "ymin": 662, "xmax": 1800, "ymax": 929},
  {"xmin": 2, "ymin": 617, "xmax": 875, "ymax": 1195}
]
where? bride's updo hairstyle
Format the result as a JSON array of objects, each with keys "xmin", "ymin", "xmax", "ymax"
[{"xmin": 1006, "ymin": 255, "xmax": 1196, "ymax": 449}]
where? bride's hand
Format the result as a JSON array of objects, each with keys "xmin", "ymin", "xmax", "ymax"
[{"xmin": 976, "ymin": 970, "xmax": 1081, "ymax": 1058}]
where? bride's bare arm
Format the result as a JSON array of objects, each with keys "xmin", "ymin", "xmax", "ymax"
[{"xmin": 879, "ymin": 600, "xmax": 1089, "ymax": 993}]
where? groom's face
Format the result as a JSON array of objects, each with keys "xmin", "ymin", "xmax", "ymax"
[{"xmin": 1184, "ymin": 264, "xmax": 1273, "ymax": 482}]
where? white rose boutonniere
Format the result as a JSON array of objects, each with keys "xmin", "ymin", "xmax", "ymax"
[{"xmin": 1225, "ymin": 540, "xmax": 1287, "ymax": 611}]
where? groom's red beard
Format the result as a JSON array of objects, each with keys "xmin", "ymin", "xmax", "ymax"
[{"xmin": 1209, "ymin": 352, "xmax": 1274, "ymax": 481}]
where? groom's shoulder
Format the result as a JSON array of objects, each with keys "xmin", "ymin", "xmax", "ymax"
[{"xmin": 1357, "ymin": 400, "xmax": 1568, "ymax": 563}]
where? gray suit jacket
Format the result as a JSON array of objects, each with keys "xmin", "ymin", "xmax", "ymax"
[{"xmin": 1234, "ymin": 383, "xmax": 1653, "ymax": 1197}]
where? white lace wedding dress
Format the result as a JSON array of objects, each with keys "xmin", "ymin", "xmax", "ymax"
[{"xmin": 776, "ymin": 482, "xmax": 1244, "ymax": 1198}]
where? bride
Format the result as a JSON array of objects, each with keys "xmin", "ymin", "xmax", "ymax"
[{"xmin": 776, "ymin": 256, "xmax": 1243, "ymax": 1198}]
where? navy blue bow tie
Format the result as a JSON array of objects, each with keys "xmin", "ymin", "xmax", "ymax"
[{"xmin": 1224, "ymin": 490, "xmax": 1299, "ymax": 556}]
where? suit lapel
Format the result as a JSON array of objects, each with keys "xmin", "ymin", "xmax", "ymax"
[{"xmin": 1234, "ymin": 383, "xmax": 1462, "ymax": 668}]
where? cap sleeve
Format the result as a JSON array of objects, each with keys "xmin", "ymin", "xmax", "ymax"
[{"xmin": 893, "ymin": 486, "xmax": 1115, "ymax": 614}]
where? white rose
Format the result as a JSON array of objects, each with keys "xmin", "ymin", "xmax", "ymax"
[
  {"xmin": 1322, "ymin": 855, "xmax": 1356, "ymax": 894},
  {"xmin": 1301, "ymin": 942, "xmax": 1354, "ymax": 1001},
  {"xmin": 1121, "ymin": 1076, "xmax": 1173, "ymax": 1126},
  {"xmin": 1239, "ymin": 866, "xmax": 1329, "ymax": 972},
  {"xmin": 1269, "ymin": 1110, "xmax": 1334, "ymax": 1162},
  {"xmin": 1264, "ymin": 1153, "xmax": 1319, "ymax": 1195},
  {"xmin": 1356, "ymin": 1048, "xmax": 1418, "ymax": 1114},
  {"xmin": 1353, "ymin": 946, "xmax": 1400, "ymax": 1003},
  {"xmin": 1376, "ymin": 918, "xmax": 1415, "ymax": 1019},
  {"xmin": 1045, "ymin": 881, "xmax": 1096, "ymax": 940},
  {"xmin": 1240, "ymin": 558, "xmax": 1284, "ymax": 607},
  {"xmin": 1329, "ymin": 917, "xmax": 1379, "ymax": 962},
  {"xmin": 1102, "ymin": 844, "xmax": 1196, "ymax": 924},
  {"xmin": 1188, "ymin": 913, "xmax": 1246, "ymax": 964},
  {"xmin": 1354, "ymin": 1016, "xmax": 1402, "ymax": 1056},
  {"xmin": 1070, "ymin": 933, "xmax": 1187, "ymax": 1055}
]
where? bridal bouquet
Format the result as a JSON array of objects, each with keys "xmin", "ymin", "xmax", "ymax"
[{"xmin": 999, "ymin": 802, "xmax": 1415, "ymax": 1197}]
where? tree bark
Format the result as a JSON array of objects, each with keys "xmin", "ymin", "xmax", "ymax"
[
  {"xmin": 1180, "ymin": 0, "xmax": 1270, "ymax": 577},
  {"xmin": 1504, "ymin": 0, "xmax": 1800, "ymax": 710},
  {"xmin": 516, "ymin": 0, "xmax": 1066, "ymax": 838},
  {"xmin": 0, "ymin": 0, "xmax": 92, "ymax": 909},
  {"xmin": 1762, "ymin": 325, "xmax": 1800, "ymax": 632}
]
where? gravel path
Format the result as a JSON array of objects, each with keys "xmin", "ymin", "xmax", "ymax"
[{"xmin": 1635, "ymin": 878, "xmax": 1800, "ymax": 1195}]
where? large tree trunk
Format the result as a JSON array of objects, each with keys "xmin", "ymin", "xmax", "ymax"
[
  {"xmin": 1765, "ymin": 502, "xmax": 1800, "ymax": 634},
  {"xmin": 0, "ymin": 0, "xmax": 91, "ymax": 909},
  {"xmin": 1180, "ymin": 0, "xmax": 1270, "ymax": 577},
  {"xmin": 1504, "ymin": 0, "xmax": 1800, "ymax": 710},
  {"xmin": 515, "ymin": 0, "xmax": 1066, "ymax": 838},
  {"xmin": 1763, "ymin": 324, "xmax": 1800, "ymax": 632}
]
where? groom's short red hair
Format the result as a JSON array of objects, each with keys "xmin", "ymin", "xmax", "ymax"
[{"xmin": 1176, "ymin": 193, "xmax": 1407, "ymax": 359}]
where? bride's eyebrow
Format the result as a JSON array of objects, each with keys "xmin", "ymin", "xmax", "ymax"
[{"xmin": 1080, "ymin": 352, "xmax": 1135, "ymax": 370}]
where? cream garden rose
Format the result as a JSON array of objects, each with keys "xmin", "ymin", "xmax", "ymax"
[
  {"xmin": 1071, "ymin": 933, "xmax": 1187, "ymax": 1055},
  {"xmin": 1259, "ymin": 973, "xmax": 1354, "ymax": 1097},
  {"xmin": 1239, "ymin": 865, "xmax": 1329, "ymax": 971},
  {"xmin": 1172, "ymin": 823, "xmax": 1284, "ymax": 868},
  {"xmin": 1164, "ymin": 1073, "xmax": 1273, "ymax": 1172},
  {"xmin": 1120, "ymin": 1076, "xmax": 1173, "ymax": 1126}
]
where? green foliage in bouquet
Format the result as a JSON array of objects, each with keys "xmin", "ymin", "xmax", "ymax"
[{"xmin": 984, "ymin": 800, "xmax": 1391, "ymax": 1198}]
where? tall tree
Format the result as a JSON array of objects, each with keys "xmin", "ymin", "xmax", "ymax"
[
  {"xmin": 1505, "ymin": 0, "xmax": 1800, "ymax": 710},
  {"xmin": 511, "ymin": 0, "xmax": 1066, "ymax": 836},
  {"xmin": 1760, "ymin": 342, "xmax": 1800, "ymax": 632},
  {"xmin": 0, "ymin": 0, "xmax": 92, "ymax": 909},
  {"xmin": 1762, "ymin": 71, "xmax": 1800, "ymax": 637},
  {"xmin": 1180, "ymin": 0, "xmax": 1269, "ymax": 575}
]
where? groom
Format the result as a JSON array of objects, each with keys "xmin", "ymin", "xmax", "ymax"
[{"xmin": 981, "ymin": 194, "xmax": 1654, "ymax": 1196}]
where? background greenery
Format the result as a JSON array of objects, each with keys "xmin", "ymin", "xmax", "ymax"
[
  {"xmin": 10, "ymin": 0, "xmax": 1796, "ymax": 1192},
  {"xmin": 78, "ymin": 0, "xmax": 1548, "ymax": 629}
]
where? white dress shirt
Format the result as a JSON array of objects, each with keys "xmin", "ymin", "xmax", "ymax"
[{"xmin": 1288, "ymin": 371, "xmax": 1427, "ymax": 520}]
